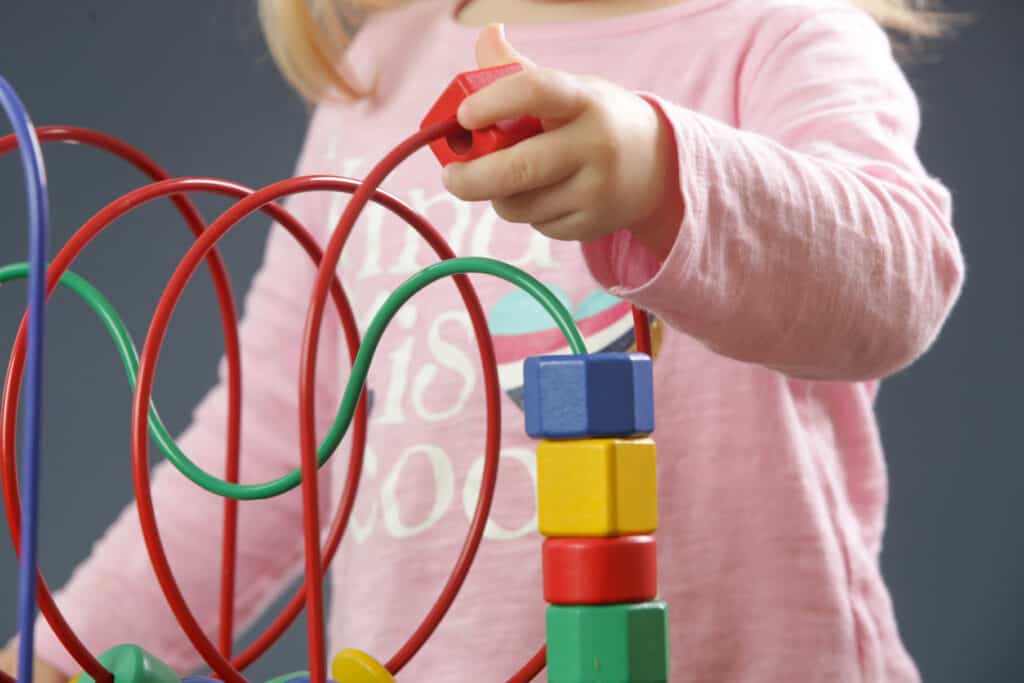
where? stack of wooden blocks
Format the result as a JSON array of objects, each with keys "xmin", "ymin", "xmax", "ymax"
[{"xmin": 524, "ymin": 352, "xmax": 669, "ymax": 683}]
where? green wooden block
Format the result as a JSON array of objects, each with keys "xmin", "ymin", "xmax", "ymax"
[
  {"xmin": 78, "ymin": 644, "xmax": 179, "ymax": 683},
  {"xmin": 547, "ymin": 601, "xmax": 669, "ymax": 682}
]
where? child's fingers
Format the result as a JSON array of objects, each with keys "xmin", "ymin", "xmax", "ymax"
[
  {"xmin": 475, "ymin": 23, "xmax": 535, "ymax": 70},
  {"xmin": 443, "ymin": 125, "xmax": 583, "ymax": 201},
  {"xmin": 458, "ymin": 68, "xmax": 587, "ymax": 130},
  {"xmin": 534, "ymin": 210, "xmax": 589, "ymax": 242},
  {"xmin": 491, "ymin": 169, "xmax": 588, "ymax": 225}
]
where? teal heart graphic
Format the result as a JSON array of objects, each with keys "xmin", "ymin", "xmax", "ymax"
[
  {"xmin": 574, "ymin": 289, "xmax": 623, "ymax": 321},
  {"xmin": 488, "ymin": 285, "xmax": 624, "ymax": 334},
  {"xmin": 487, "ymin": 284, "xmax": 574, "ymax": 335}
]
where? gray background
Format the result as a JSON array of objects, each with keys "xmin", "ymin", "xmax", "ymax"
[{"xmin": 0, "ymin": 1, "xmax": 1019, "ymax": 681}]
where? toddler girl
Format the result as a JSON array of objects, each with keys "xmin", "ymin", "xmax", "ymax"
[{"xmin": 8, "ymin": 0, "xmax": 963, "ymax": 680}]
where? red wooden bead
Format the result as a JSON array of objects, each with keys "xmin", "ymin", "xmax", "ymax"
[
  {"xmin": 543, "ymin": 535, "xmax": 657, "ymax": 605},
  {"xmin": 421, "ymin": 64, "xmax": 543, "ymax": 167}
]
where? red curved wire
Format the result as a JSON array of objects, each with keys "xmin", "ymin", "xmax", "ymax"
[
  {"xmin": 130, "ymin": 167, "xmax": 502, "ymax": 682},
  {"xmin": 507, "ymin": 645, "xmax": 547, "ymax": 683},
  {"xmin": 9, "ymin": 178, "xmax": 366, "ymax": 683},
  {"xmin": 0, "ymin": 126, "xmax": 245, "ymax": 682},
  {"xmin": 228, "ymin": 179, "xmax": 498, "ymax": 673},
  {"xmin": 0, "ymin": 178, "xmax": 336, "ymax": 682},
  {"xmin": 298, "ymin": 120, "xmax": 481, "ymax": 681},
  {"xmin": 1, "ymin": 127, "xmax": 244, "ymax": 657},
  {"xmin": 633, "ymin": 307, "xmax": 652, "ymax": 355}
]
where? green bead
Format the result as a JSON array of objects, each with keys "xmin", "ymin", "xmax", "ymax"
[
  {"xmin": 546, "ymin": 602, "xmax": 669, "ymax": 682},
  {"xmin": 77, "ymin": 644, "xmax": 179, "ymax": 683}
]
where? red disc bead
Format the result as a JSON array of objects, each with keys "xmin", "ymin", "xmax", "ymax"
[{"xmin": 543, "ymin": 535, "xmax": 657, "ymax": 605}]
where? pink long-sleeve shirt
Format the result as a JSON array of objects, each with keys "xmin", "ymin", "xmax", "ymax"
[{"xmin": 32, "ymin": 0, "xmax": 964, "ymax": 680}]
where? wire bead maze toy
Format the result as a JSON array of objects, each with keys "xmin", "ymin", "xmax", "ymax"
[{"xmin": 0, "ymin": 64, "xmax": 669, "ymax": 683}]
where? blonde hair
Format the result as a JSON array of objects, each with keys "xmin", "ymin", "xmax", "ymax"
[{"xmin": 258, "ymin": 0, "xmax": 949, "ymax": 102}]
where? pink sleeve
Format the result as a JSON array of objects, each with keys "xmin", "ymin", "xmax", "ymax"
[
  {"xmin": 30, "ymin": 132, "xmax": 344, "ymax": 674},
  {"xmin": 582, "ymin": 8, "xmax": 964, "ymax": 381}
]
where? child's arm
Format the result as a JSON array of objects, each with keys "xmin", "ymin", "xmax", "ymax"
[
  {"xmin": 447, "ymin": 17, "xmax": 964, "ymax": 381},
  {"xmin": 584, "ymin": 9, "xmax": 964, "ymax": 381},
  {"xmin": 24, "ymin": 177, "xmax": 344, "ymax": 675}
]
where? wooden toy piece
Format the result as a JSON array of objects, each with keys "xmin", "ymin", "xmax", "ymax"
[
  {"xmin": 544, "ymin": 535, "xmax": 657, "ymax": 605},
  {"xmin": 537, "ymin": 438, "xmax": 657, "ymax": 537},
  {"xmin": 524, "ymin": 353, "xmax": 654, "ymax": 440},
  {"xmin": 546, "ymin": 602, "xmax": 669, "ymax": 683},
  {"xmin": 421, "ymin": 64, "xmax": 544, "ymax": 167},
  {"xmin": 75, "ymin": 645, "xmax": 179, "ymax": 683},
  {"xmin": 69, "ymin": 674, "xmax": 82, "ymax": 683},
  {"xmin": 330, "ymin": 649, "xmax": 395, "ymax": 683}
]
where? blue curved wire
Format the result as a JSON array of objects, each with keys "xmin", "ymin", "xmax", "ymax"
[{"xmin": 0, "ymin": 76, "xmax": 50, "ymax": 683}]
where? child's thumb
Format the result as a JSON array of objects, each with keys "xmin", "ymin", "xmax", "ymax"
[{"xmin": 475, "ymin": 23, "xmax": 535, "ymax": 69}]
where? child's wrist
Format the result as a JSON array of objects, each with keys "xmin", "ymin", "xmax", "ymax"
[{"xmin": 625, "ymin": 100, "xmax": 684, "ymax": 260}]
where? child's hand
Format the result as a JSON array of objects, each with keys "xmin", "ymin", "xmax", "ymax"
[{"xmin": 441, "ymin": 24, "xmax": 683, "ymax": 259}]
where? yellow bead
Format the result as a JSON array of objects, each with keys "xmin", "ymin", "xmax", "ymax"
[
  {"xmin": 330, "ymin": 649, "xmax": 394, "ymax": 682},
  {"xmin": 69, "ymin": 674, "xmax": 82, "ymax": 683},
  {"xmin": 537, "ymin": 438, "xmax": 657, "ymax": 537}
]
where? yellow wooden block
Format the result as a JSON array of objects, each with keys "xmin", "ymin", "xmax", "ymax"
[
  {"xmin": 331, "ymin": 649, "xmax": 394, "ymax": 682},
  {"xmin": 537, "ymin": 438, "xmax": 657, "ymax": 537}
]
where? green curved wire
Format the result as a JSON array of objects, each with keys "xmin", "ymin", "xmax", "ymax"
[
  {"xmin": 0, "ymin": 257, "xmax": 586, "ymax": 500},
  {"xmin": 0, "ymin": 262, "xmax": 180, "ymax": 482}
]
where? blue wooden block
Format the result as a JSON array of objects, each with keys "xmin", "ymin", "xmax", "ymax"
[{"xmin": 524, "ymin": 353, "xmax": 654, "ymax": 439}]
